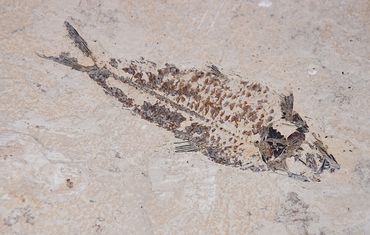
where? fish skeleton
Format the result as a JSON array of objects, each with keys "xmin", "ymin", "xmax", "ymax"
[{"xmin": 39, "ymin": 21, "xmax": 340, "ymax": 182}]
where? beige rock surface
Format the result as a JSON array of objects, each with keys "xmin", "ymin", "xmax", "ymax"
[{"xmin": 1, "ymin": 0, "xmax": 370, "ymax": 234}]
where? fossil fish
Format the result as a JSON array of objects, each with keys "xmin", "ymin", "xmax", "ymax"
[{"xmin": 39, "ymin": 21, "xmax": 340, "ymax": 182}]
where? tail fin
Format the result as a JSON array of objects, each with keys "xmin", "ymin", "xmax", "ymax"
[{"xmin": 64, "ymin": 21, "xmax": 94, "ymax": 60}]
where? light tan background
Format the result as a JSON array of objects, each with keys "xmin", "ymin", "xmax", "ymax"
[{"xmin": 1, "ymin": 0, "xmax": 370, "ymax": 234}]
